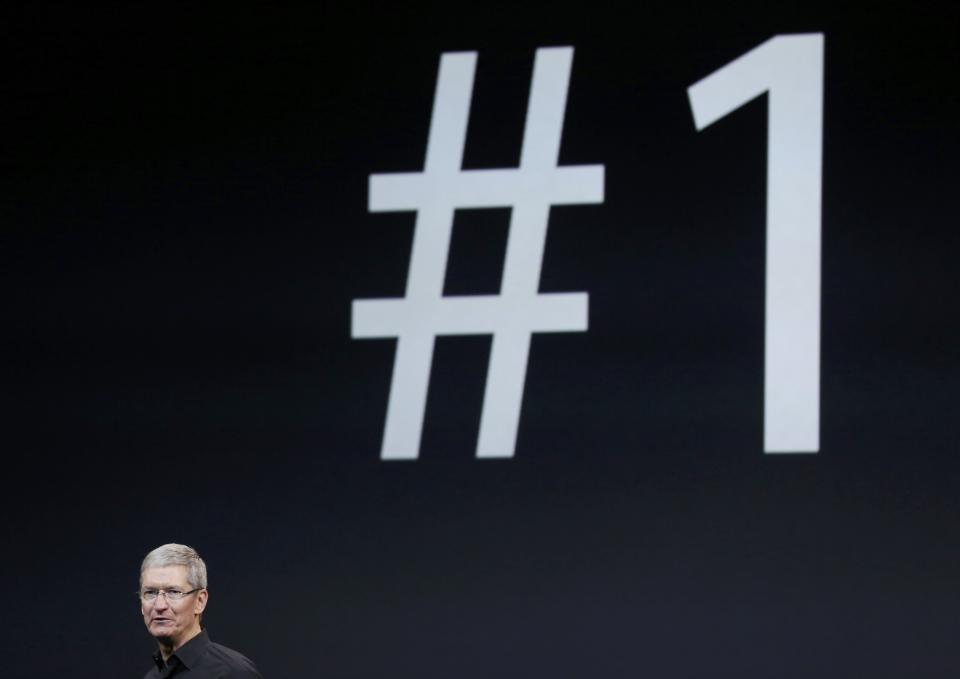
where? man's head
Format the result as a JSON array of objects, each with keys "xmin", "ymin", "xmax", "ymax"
[{"xmin": 139, "ymin": 543, "xmax": 209, "ymax": 649}]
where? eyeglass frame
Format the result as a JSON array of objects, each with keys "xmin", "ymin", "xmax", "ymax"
[{"xmin": 138, "ymin": 587, "xmax": 204, "ymax": 603}]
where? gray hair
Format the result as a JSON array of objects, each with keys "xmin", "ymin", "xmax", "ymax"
[{"xmin": 140, "ymin": 543, "xmax": 208, "ymax": 589}]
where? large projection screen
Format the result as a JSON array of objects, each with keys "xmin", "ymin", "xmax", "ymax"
[{"xmin": 4, "ymin": 4, "xmax": 958, "ymax": 678}]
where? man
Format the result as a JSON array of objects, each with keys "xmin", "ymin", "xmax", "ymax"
[{"xmin": 140, "ymin": 543, "xmax": 264, "ymax": 678}]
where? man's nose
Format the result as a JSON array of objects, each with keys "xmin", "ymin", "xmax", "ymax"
[{"xmin": 153, "ymin": 592, "xmax": 170, "ymax": 609}]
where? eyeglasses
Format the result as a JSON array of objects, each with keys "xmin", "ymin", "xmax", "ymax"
[{"xmin": 139, "ymin": 587, "xmax": 203, "ymax": 602}]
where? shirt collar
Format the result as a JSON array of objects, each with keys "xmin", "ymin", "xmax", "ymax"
[
  {"xmin": 152, "ymin": 652, "xmax": 180, "ymax": 678},
  {"xmin": 153, "ymin": 628, "xmax": 210, "ymax": 673},
  {"xmin": 171, "ymin": 628, "xmax": 210, "ymax": 670}
]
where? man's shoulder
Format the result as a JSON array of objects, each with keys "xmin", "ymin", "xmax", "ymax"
[{"xmin": 204, "ymin": 639, "xmax": 264, "ymax": 678}]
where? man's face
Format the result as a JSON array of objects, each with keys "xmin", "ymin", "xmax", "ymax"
[{"xmin": 140, "ymin": 565, "xmax": 207, "ymax": 648}]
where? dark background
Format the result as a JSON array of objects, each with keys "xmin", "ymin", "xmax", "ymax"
[{"xmin": 3, "ymin": 3, "xmax": 958, "ymax": 677}]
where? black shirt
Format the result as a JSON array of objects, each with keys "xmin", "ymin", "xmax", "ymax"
[{"xmin": 144, "ymin": 629, "xmax": 263, "ymax": 678}]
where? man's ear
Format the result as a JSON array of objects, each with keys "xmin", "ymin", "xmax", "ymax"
[{"xmin": 195, "ymin": 589, "xmax": 208, "ymax": 615}]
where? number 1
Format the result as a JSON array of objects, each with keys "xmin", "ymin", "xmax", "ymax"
[{"xmin": 688, "ymin": 34, "xmax": 824, "ymax": 453}]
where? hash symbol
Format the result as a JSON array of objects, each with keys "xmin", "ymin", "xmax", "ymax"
[{"xmin": 352, "ymin": 47, "xmax": 604, "ymax": 459}]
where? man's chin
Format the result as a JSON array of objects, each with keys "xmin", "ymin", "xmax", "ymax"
[{"xmin": 149, "ymin": 623, "xmax": 176, "ymax": 643}]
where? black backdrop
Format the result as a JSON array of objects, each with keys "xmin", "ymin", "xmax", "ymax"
[{"xmin": 4, "ymin": 3, "xmax": 958, "ymax": 678}]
